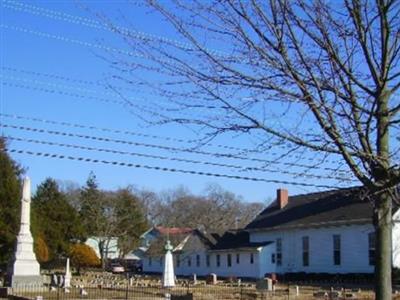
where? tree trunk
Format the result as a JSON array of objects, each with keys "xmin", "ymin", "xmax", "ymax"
[
  {"xmin": 99, "ymin": 240, "xmax": 106, "ymax": 270},
  {"xmin": 375, "ymin": 192, "xmax": 392, "ymax": 300}
]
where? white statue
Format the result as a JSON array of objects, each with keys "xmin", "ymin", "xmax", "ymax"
[{"xmin": 162, "ymin": 240, "xmax": 175, "ymax": 288}]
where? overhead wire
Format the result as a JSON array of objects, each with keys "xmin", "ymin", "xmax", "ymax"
[
  {"xmin": 6, "ymin": 135, "xmax": 355, "ymax": 182},
  {"xmin": 0, "ymin": 73, "xmax": 206, "ymax": 112},
  {"xmin": 0, "ymin": 71, "xmax": 222, "ymax": 116},
  {"xmin": 1, "ymin": 146, "xmax": 342, "ymax": 189},
  {"xmin": 0, "ymin": 24, "xmax": 142, "ymax": 58},
  {"xmin": 1, "ymin": 81, "xmax": 124, "ymax": 106},
  {"xmin": 1, "ymin": 71, "xmax": 347, "ymax": 171},
  {"xmin": 0, "ymin": 79, "xmax": 186, "ymax": 121},
  {"xmin": 1, "ymin": 0, "xmax": 229, "ymax": 57},
  {"xmin": 4, "ymin": 112, "xmax": 344, "ymax": 172},
  {"xmin": 1, "ymin": 74, "xmax": 123, "ymax": 98},
  {"xmin": 0, "ymin": 74, "xmax": 342, "ymax": 166},
  {"xmin": 0, "ymin": 21, "xmax": 343, "ymax": 154},
  {"xmin": 1, "ymin": 66, "xmax": 144, "ymax": 95},
  {"xmin": 0, "ymin": 123, "xmax": 351, "ymax": 174},
  {"xmin": 0, "ymin": 113, "xmax": 202, "ymax": 145},
  {"xmin": 1, "ymin": 66, "xmax": 98, "ymax": 86}
]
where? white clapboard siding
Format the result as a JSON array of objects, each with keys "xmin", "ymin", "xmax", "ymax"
[
  {"xmin": 204, "ymin": 251, "xmax": 261, "ymax": 278},
  {"xmin": 250, "ymin": 224, "xmax": 375, "ymax": 274},
  {"xmin": 143, "ymin": 250, "xmax": 268, "ymax": 278},
  {"xmin": 392, "ymin": 209, "xmax": 400, "ymax": 269}
]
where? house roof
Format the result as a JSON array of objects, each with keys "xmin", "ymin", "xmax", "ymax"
[
  {"xmin": 210, "ymin": 230, "xmax": 272, "ymax": 252},
  {"xmin": 146, "ymin": 232, "xmax": 189, "ymax": 256},
  {"xmin": 245, "ymin": 187, "xmax": 373, "ymax": 231},
  {"xmin": 155, "ymin": 226, "xmax": 193, "ymax": 235},
  {"xmin": 145, "ymin": 228, "xmax": 217, "ymax": 256}
]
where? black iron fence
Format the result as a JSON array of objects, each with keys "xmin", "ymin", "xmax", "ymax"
[{"xmin": 4, "ymin": 283, "xmax": 379, "ymax": 300}]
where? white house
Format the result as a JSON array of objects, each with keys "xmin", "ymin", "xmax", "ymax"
[
  {"xmin": 144, "ymin": 228, "xmax": 215, "ymax": 275},
  {"xmin": 85, "ymin": 237, "xmax": 120, "ymax": 260},
  {"xmin": 143, "ymin": 187, "xmax": 400, "ymax": 279}
]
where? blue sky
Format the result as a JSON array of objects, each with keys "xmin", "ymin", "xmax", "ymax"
[{"xmin": 0, "ymin": 0, "xmax": 355, "ymax": 202}]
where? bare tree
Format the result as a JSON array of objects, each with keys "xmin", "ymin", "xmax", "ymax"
[
  {"xmin": 103, "ymin": 0, "xmax": 400, "ymax": 298},
  {"xmin": 136, "ymin": 184, "xmax": 264, "ymax": 234},
  {"xmin": 134, "ymin": 187, "xmax": 165, "ymax": 226}
]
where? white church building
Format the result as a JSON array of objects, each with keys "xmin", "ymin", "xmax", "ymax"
[{"xmin": 143, "ymin": 187, "xmax": 400, "ymax": 278}]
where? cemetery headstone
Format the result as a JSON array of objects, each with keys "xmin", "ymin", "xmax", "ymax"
[{"xmin": 206, "ymin": 273, "xmax": 217, "ymax": 285}]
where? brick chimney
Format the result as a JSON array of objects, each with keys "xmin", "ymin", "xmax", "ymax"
[{"xmin": 277, "ymin": 188, "xmax": 288, "ymax": 209}]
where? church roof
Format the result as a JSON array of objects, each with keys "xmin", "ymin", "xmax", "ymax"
[{"xmin": 245, "ymin": 187, "xmax": 373, "ymax": 231}]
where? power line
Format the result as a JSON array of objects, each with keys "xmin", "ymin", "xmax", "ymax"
[
  {"xmin": 0, "ymin": 113, "xmax": 201, "ymax": 144},
  {"xmin": 1, "ymin": 66, "xmax": 343, "ymax": 165},
  {"xmin": 0, "ymin": 123, "xmax": 350, "ymax": 174},
  {"xmin": 0, "ymin": 80, "xmax": 179, "ymax": 121},
  {"xmin": 0, "ymin": 74, "xmax": 118, "ymax": 97},
  {"xmin": 1, "ymin": 0, "xmax": 229, "ymax": 57},
  {"xmin": 2, "ymin": 66, "xmax": 98, "ymax": 86},
  {"xmin": 1, "ymin": 72, "xmax": 347, "ymax": 168},
  {"xmin": 0, "ymin": 23, "xmax": 346, "ymax": 163},
  {"xmin": 1, "ymin": 81, "xmax": 124, "ymax": 106},
  {"xmin": 0, "ymin": 67, "xmax": 337, "ymax": 163},
  {"xmin": 0, "ymin": 23, "xmax": 182, "ymax": 70},
  {"xmin": 2, "ymin": 77, "xmax": 347, "ymax": 166},
  {"xmin": 6, "ymin": 135, "xmax": 354, "ymax": 182},
  {"xmin": 0, "ymin": 24, "xmax": 142, "ymax": 57},
  {"xmin": 0, "ymin": 108, "xmax": 341, "ymax": 167},
  {"xmin": 0, "ymin": 73, "xmax": 194, "ymax": 111},
  {"xmin": 0, "ymin": 75, "xmax": 215, "ymax": 121},
  {"xmin": 4, "ymin": 112, "xmax": 328, "ymax": 169},
  {"xmin": 1, "ymin": 66, "xmax": 144, "ymax": 95},
  {"xmin": 1, "ymin": 146, "xmax": 341, "ymax": 189},
  {"xmin": 1, "ymin": 66, "xmax": 222, "ymax": 111}
]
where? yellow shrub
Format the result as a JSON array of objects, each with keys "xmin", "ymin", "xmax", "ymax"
[
  {"xmin": 69, "ymin": 244, "xmax": 100, "ymax": 269},
  {"xmin": 34, "ymin": 235, "xmax": 49, "ymax": 263}
]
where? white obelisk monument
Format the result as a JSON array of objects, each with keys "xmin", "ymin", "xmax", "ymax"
[
  {"xmin": 64, "ymin": 258, "xmax": 71, "ymax": 288},
  {"xmin": 9, "ymin": 177, "xmax": 42, "ymax": 287},
  {"xmin": 162, "ymin": 240, "xmax": 175, "ymax": 288}
]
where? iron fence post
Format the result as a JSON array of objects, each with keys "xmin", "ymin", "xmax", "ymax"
[{"xmin": 125, "ymin": 272, "xmax": 129, "ymax": 300}]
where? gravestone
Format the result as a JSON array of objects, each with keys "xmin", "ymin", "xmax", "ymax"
[
  {"xmin": 256, "ymin": 278, "xmax": 273, "ymax": 291},
  {"xmin": 58, "ymin": 275, "xmax": 64, "ymax": 288},
  {"xmin": 50, "ymin": 274, "xmax": 58, "ymax": 288},
  {"xmin": 80, "ymin": 288, "xmax": 88, "ymax": 296},
  {"xmin": 206, "ymin": 273, "xmax": 217, "ymax": 285}
]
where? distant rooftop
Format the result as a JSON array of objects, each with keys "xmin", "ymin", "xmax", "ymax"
[{"xmin": 155, "ymin": 226, "xmax": 193, "ymax": 235}]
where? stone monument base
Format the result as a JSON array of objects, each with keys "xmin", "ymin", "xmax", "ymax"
[{"xmin": 9, "ymin": 275, "xmax": 43, "ymax": 288}]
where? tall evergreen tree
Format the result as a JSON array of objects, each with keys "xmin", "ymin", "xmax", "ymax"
[
  {"xmin": 80, "ymin": 172, "xmax": 105, "ymax": 236},
  {"xmin": 32, "ymin": 178, "xmax": 85, "ymax": 259},
  {"xmin": 0, "ymin": 137, "xmax": 23, "ymax": 266},
  {"xmin": 114, "ymin": 188, "xmax": 148, "ymax": 257}
]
